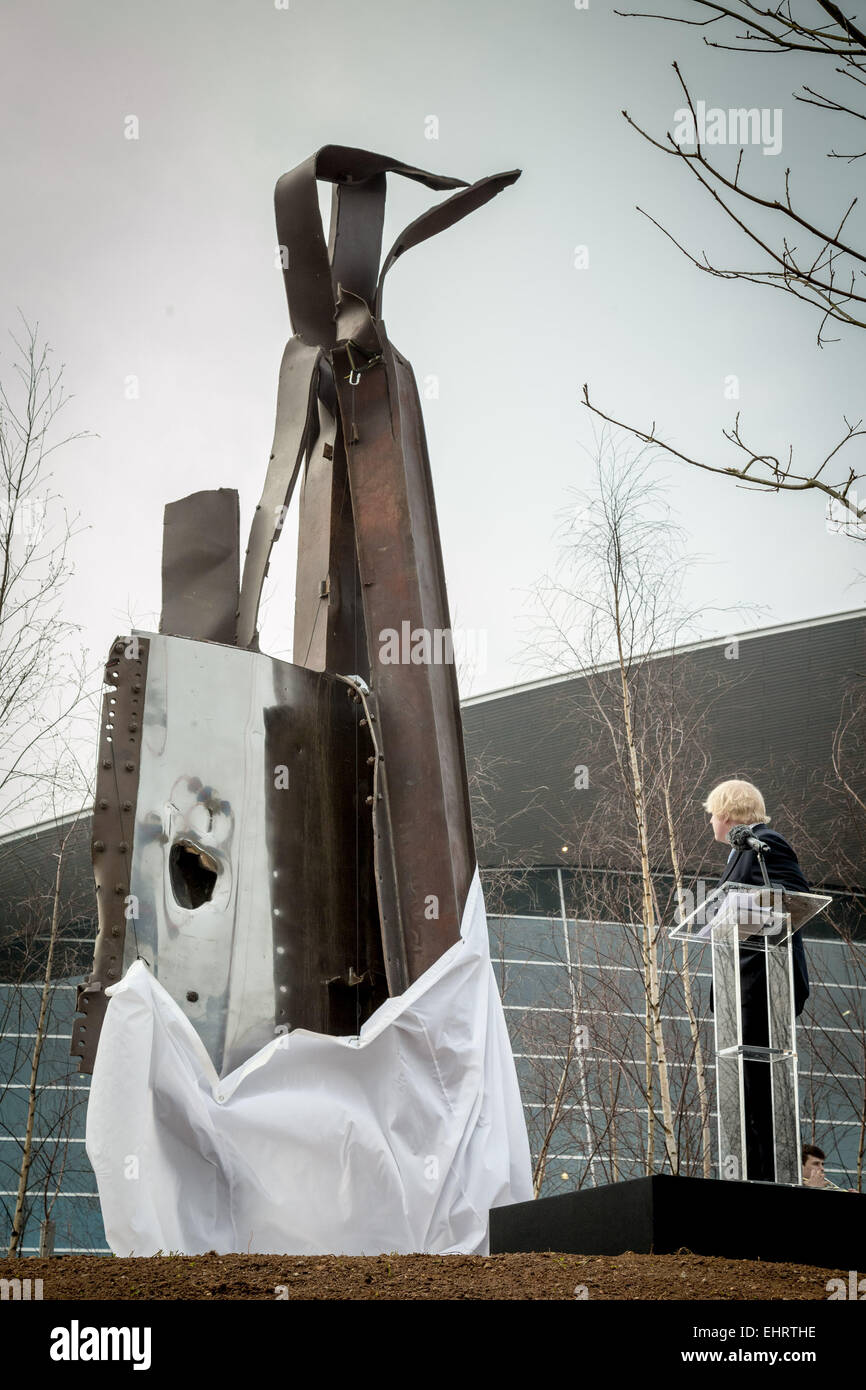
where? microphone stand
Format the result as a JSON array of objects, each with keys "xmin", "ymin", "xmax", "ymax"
[{"xmin": 753, "ymin": 842, "xmax": 772, "ymax": 889}]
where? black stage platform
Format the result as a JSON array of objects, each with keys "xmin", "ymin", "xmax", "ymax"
[{"xmin": 490, "ymin": 1174, "xmax": 865, "ymax": 1270}]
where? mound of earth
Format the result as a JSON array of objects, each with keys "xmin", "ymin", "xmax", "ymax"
[{"xmin": 0, "ymin": 1250, "xmax": 843, "ymax": 1300}]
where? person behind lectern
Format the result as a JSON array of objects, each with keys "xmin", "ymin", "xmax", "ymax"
[{"xmin": 703, "ymin": 778, "xmax": 810, "ymax": 1183}]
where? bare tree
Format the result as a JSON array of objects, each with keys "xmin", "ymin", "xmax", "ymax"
[
  {"xmin": 584, "ymin": 1, "xmax": 866, "ymax": 534},
  {"xmin": 0, "ymin": 315, "xmax": 94, "ymax": 830},
  {"xmin": 520, "ymin": 434, "xmax": 746, "ymax": 1181},
  {"xmin": 0, "ymin": 317, "xmax": 98, "ymax": 1253}
]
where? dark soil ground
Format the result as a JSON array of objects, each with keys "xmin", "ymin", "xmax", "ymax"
[{"xmin": 0, "ymin": 1250, "xmax": 845, "ymax": 1300}]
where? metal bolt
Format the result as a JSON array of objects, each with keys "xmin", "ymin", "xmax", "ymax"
[
  {"xmin": 93, "ymin": 841, "xmax": 105, "ymax": 853},
  {"xmin": 125, "ymin": 761, "xmax": 135, "ymax": 772}
]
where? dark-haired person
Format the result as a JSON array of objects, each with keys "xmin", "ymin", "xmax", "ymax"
[
  {"xmin": 705, "ymin": 778, "xmax": 810, "ymax": 1183},
  {"xmin": 802, "ymin": 1144, "xmax": 848, "ymax": 1191}
]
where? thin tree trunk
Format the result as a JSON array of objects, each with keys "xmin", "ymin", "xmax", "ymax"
[
  {"xmin": 608, "ymin": 1055, "xmax": 619, "ymax": 1182},
  {"xmin": 663, "ymin": 782, "xmax": 713, "ymax": 1177},
  {"xmin": 533, "ymin": 1033, "xmax": 576, "ymax": 1197},
  {"xmin": 614, "ymin": 607, "xmax": 677, "ymax": 1174},
  {"xmin": 858, "ymin": 1029, "xmax": 866, "ymax": 1192}
]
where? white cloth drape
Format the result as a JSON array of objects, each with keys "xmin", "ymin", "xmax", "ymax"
[{"xmin": 86, "ymin": 867, "xmax": 533, "ymax": 1255}]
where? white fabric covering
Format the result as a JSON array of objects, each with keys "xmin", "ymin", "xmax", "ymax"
[{"xmin": 86, "ymin": 867, "xmax": 533, "ymax": 1255}]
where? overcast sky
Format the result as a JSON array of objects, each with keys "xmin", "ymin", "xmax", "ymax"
[{"xmin": 2, "ymin": 0, "xmax": 864, "ymax": 825}]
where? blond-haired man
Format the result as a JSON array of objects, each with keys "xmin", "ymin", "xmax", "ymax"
[
  {"xmin": 704, "ymin": 778, "xmax": 769, "ymax": 841},
  {"xmin": 704, "ymin": 778, "xmax": 811, "ymax": 1182}
]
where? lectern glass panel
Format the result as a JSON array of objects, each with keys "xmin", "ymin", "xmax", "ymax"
[{"xmin": 669, "ymin": 884, "xmax": 831, "ymax": 1184}]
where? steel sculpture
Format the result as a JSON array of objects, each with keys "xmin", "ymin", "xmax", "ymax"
[{"xmin": 72, "ymin": 146, "xmax": 520, "ymax": 1076}]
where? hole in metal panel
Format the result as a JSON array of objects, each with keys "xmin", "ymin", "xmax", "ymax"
[{"xmin": 169, "ymin": 840, "xmax": 219, "ymax": 910}]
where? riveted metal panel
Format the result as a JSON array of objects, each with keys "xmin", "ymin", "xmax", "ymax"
[
  {"xmin": 71, "ymin": 635, "xmax": 149, "ymax": 1074},
  {"xmin": 114, "ymin": 633, "xmax": 382, "ymax": 1075}
]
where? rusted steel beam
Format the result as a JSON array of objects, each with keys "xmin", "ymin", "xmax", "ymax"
[
  {"xmin": 71, "ymin": 636, "xmax": 149, "ymax": 1074},
  {"xmin": 270, "ymin": 148, "xmax": 519, "ymax": 988},
  {"xmin": 331, "ymin": 342, "xmax": 474, "ymax": 986},
  {"xmin": 291, "ymin": 362, "xmax": 366, "ymax": 678},
  {"xmin": 236, "ymin": 338, "xmax": 322, "ymax": 652},
  {"xmin": 265, "ymin": 665, "xmax": 385, "ymax": 1036},
  {"xmin": 160, "ymin": 488, "xmax": 240, "ymax": 644}
]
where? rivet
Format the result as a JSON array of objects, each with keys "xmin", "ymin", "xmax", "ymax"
[
  {"xmin": 118, "ymin": 842, "xmax": 128, "ymax": 853},
  {"xmin": 103, "ymin": 760, "xmax": 112, "ymax": 769},
  {"xmin": 93, "ymin": 840, "xmax": 105, "ymax": 852},
  {"xmin": 186, "ymin": 990, "xmax": 199, "ymax": 1003},
  {"xmin": 125, "ymin": 761, "xmax": 135, "ymax": 772}
]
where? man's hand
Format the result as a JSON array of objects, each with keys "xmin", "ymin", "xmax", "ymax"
[
  {"xmin": 803, "ymin": 1166, "xmax": 827, "ymax": 1189},
  {"xmin": 802, "ymin": 1156, "xmax": 829, "ymax": 1188}
]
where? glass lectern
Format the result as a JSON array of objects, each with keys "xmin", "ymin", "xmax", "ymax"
[{"xmin": 670, "ymin": 882, "xmax": 831, "ymax": 1184}]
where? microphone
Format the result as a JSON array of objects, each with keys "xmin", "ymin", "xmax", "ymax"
[{"xmin": 727, "ymin": 824, "xmax": 769, "ymax": 854}]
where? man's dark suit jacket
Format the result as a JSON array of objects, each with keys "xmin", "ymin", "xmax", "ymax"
[{"xmin": 710, "ymin": 823, "xmax": 811, "ymax": 1019}]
